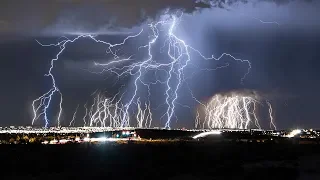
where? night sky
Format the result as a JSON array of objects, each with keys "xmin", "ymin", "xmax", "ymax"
[{"xmin": 1, "ymin": 0, "xmax": 320, "ymax": 129}]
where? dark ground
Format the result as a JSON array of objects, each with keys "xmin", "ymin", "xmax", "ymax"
[{"xmin": 1, "ymin": 142, "xmax": 320, "ymax": 180}]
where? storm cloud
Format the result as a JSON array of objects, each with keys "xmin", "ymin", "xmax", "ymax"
[
  {"xmin": 0, "ymin": 0, "xmax": 318, "ymax": 37},
  {"xmin": 0, "ymin": 0, "xmax": 209, "ymax": 36}
]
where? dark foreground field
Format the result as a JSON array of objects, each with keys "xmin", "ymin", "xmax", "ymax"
[{"xmin": 1, "ymin": 142, "xmax": 320, "ymax": 180}]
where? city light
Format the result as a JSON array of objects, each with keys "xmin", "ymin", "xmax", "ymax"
[
  {"xmin": 286, "ymin": 129, "xmax": 301, "ymax": 138},
  {"xmin": 192, "ymin": 130, "xmax": 221, "ymax": 139}
]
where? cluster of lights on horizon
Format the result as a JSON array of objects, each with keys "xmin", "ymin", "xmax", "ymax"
[{"xmin": 31, "ymin": 11, "xmax": 282, "ymax": 130}]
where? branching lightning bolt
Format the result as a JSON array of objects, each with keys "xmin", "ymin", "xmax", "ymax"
[
  {"xmin": 135, "ymin": 98, "xmax": 153, "ymax": 128},
  {"xmin": 32, "ymin": 30, "xmax": 143, "ymax": 127},
  {"xmin": 32, "ymin": 12, "xmax": 253, "ymax": 129},
  {"xmin": 197, "ymin": 92, "xmax": 276, "ymax": 130},
  {"xmin": 137, "ymin": 14, "xmax": 251, "ymax": 129}
]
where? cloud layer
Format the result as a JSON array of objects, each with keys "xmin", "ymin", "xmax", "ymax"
[
  {"xmin": 0, "ymin": 0, "xmax": 318, "ymax": 36},
  {"xmin": 0, "ymin": 0, "xmax": 209, "ymax": 36}
]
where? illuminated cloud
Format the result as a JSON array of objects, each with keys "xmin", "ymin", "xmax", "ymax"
[{"xmin": 0, "ymin": 0, "xmax": 318, "ymax": 36}]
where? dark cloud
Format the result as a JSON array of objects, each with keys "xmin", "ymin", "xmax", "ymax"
[
  {"xmin": 0, "ymin": 0, "xmax": 317, "ymax": 37},
  {"xmin": 0, "ymin": 0, "xmax": 210, "ymax": 36}
]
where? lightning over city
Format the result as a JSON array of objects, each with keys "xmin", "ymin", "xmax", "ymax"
[
  {"xmin": 31, "ymin": 30, "xmax": 143, "ymax": 128},
  {"xmin": 31, "ymin": 12, "xmax": 257, "ymax": 129},
  {"xmin": 1, "ymin": 1, "xmax": 320, "ymax": 178},
  {"xmin": 196, "ymin": 90, "xmax": 276, "ymax": 130},
  {"xmin": 2, "ymin": 0, "xmax": 320, "ymax": 131}
]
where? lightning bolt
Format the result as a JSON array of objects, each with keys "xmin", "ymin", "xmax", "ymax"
[
  {"xmin": 253, "ymin": 102, "xmax": 262, "ymax": 129},
  {"xmin": 199, "ymin": 92, "xmax": 275, "ymax": 130},
  {"xmin": 32, "ymin": 12, "xmax": 252, "ymax": 129},
  {"xmin": 32, "ymin": 30, "xmax": 143, "ymax": 127},
  {"xmin": 83, "ymin": 103, "xmax": 88, "ymax": 127},
  {"xmin": 195, "ymin": 111, "xmax": 200, "ymax": 129},
  {"xmin": 69, "ymin": 104, "xmax": 79, "ymax": 127},
  {"xmin": 266, "ymin": 100, "xmax": 276, "ymax": 130},
  {"xmin": 86, "ymin": 90, "xmax": 127, "ymax": 127},
  {"xmin": 135, "ymin": 98, "xmax": 153, "ymax": 128},
  {"xmin": 136, "ymin": 13, "xmax": 251, "ymax": 129}
]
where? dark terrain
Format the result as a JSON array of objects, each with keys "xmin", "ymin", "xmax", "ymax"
[{"xmin": 1, "ymin": 142, "xmax": 320, "ymax": 180}]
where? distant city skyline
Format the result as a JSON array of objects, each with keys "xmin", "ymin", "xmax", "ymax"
[{"xmin": 0, "ymin": 0, "xmax": 320, "ymax": 129}]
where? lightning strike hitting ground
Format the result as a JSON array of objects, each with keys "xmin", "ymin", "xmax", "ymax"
[
  {"xmin": 195, "ymin": 111, "xmax": 200, "ymax": 129},
  {"xmin": 127, "ymin": 14, "xmax": 251, "ymax": 129},
  {"xmin": 135, "ymin": 98, "xmax": 153, "ymax": 128},
  {"xmin": 83, "ymin": 103, "xmax": 88, "ymax": 127},
  {"xmin": 32, "ymin": 30, "xmax": 143, "ymax": 128},
  {"xmin": 197, "ymin": 91, "xmax": 276, "ymax": 130},
  {"xmin": 69, "ymin": 104, "xmax": 79, "ymax": 127},
  {"xmin": 32, "ymin": 12, "xmax": 252, "ymax": 128},
  {"xmin": 266, "ymin": 100, "xmax": 277, "ymax": 130},
  {"xmin": 87, "ymin": 91, "xmax": 126, "ymax": 127}
]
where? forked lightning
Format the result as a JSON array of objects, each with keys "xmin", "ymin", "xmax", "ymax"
[
  {"xmin": 196, "ymin": 92, "xmax": 276, "ymax": 130},
  {"xmin": 32, "ymin": 12, "xmax": 260, "ymax": 129}
]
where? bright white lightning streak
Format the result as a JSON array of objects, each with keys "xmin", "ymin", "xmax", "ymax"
[
  {"xmin": 94, "ymin": 13, "xmax": 251, "ymax": 128},
  {"xmin": 253, "ymin": 102, "xmax": 261, "ymax": 129},
  {"xmin": 69, "ymin": 104, "xmax": 79, "ymax": 127},
  {"xmin": 57, "ymin": 91, "xmax": 63, "ymax": 127},
  {"xmin": 200, "ymin": 93, "xmax": 276, "ymax": 130},
  {"xmin": 33, "ymin": 12, "xmax": 252, "ymax": 128},
  {"xmin": 202, "ymin": 93, "xmax": 258, "ymax": 129},
  {"xmin": 135, "ymin": 98, "xmax": 153, "ymax": 128},
  {"xmin": 195, "ymin": 111, "xmax": 200, "ymax": 129},
  {"xmin": 135, "ymin": 14, "xmax": 251, "ymax": 129},
  {"xmin": 87, "ymin": 91, "xmax": 126, "ymax": 127},
  {"xmin": 83, "ymin": 103, "xmax": 88, "ymax": 127},
  {"xmin": 266, "ymin": 100, "xmax": 276, "ymax": 130},
  {"xmin": 32, "ymin": 30, "xmax": 143, "ymax": 127},
  {"xmin": 164, "ymin": 15, "xmax": 252, "ymax": 128}
]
